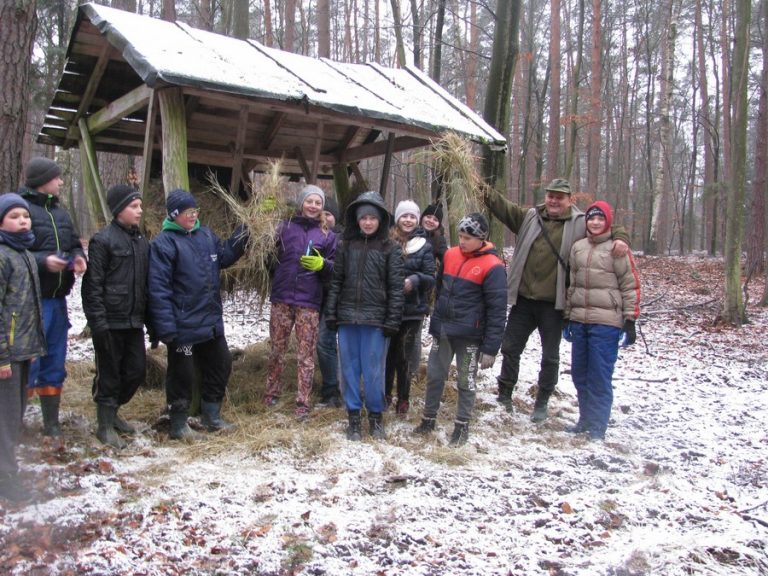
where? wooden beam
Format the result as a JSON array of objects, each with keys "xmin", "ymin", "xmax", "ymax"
[
  {"xmin": 86, "ymin": 84, "xmax": 153, "ymax": 135},
  {"xmin": 309, "ymin": 121, "xmax": 324, "ymax": 184},
  {"xmin": 379, "ymin": 133, "xmax": 396, "ymax": 198},
  {"xmin": 295, "ymin": 146, "xmax": 312, "ymax": 182},
  {"xmin": 338, "ymin": 125, "xmax": 361, "ymax": 151},
  {"xmin": 263, "ymin": 112, "xmax": 286, "ymax": 149},
  {"xmin": 140, "ymin": 89, "xmax": 158, "ymax": 196},
  {"xmin": 78, "ymin": 118, "xmax": 110, "ymax": 222},
  {"xmin": 349, "ymin": 163, "xmax": 367, "ymax": 189},
  {"xmin": 340, "ymin": 135, "xmax": 427, "ymax": 163},
  {"xmin": 157, "ymin": 87, "xmax": 190, "ymax": 194},
  {"xmin": 65, "ymin": 43, "xmax": 112, "ymax": 148},
  {"xmin": 230, "ymin": 105, "xmax": 249, "ymax": 193}
]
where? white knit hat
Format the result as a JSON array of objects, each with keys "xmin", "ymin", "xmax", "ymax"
[{"xmin": 394, "ymin": 200, "xmax": 420, "ymax": 223}]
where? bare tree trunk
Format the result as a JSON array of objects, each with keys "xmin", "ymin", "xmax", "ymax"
[
  {"xmin": 390, "ymin": 0, "xmax": 407, "ymax": 66},
  {"xmin": 232, "ymin": 0, "xmax": 249, "ymax": 39},
  {"xmin": 409, "ymin": 0, "xmax": 422, "ymax": 69},
  {"xmin": 375, "ymin": 0, "xmax": 381, "ymax": 62},
  {"xmin": 431, "ymin": 0, "xmax": 446, "ymax": 82},
  {"xmin": 721, "ymin": 0, "xmax": 751, "ymax": 324},
  {"xmin": 0, "ymin": 0, "xmax": 36, "ymax": 193},
  {"xmin": 317, "ymin": 0, "xmax": 330, "ymax": 57},
  {"xmin": 746, "ymin": 0, "xmax": 768, "ymax": 277},
  {"xmin": 648, "ymin": 4, "xmax": 679, "ymax": 254},
  {"xmin": 587, "ymin": 0, "xmax": 601, "ymax": 195},
  {"xmin": 564, "ymin": 0, "xmax": 584, "ymax": 180},
  {"xmin": 161, "ymin": 0, "xmax": 176, "ymax": 21},
  {"xmin": 285, "ymin": 0, "xmax": 297, "ymax": 51},
  {"xmin": 465, "ymin": 1, "xmax": 479, "ymax": 108},
  {"xmin": 546, "ymin": 0, "xmax": 561, "ymax": 180},
  {"xmin": 264, "ymin": 0, "xmax": 274, "ymax": 46}
]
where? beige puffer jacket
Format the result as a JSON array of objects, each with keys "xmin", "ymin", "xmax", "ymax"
[{"xmin": 564, "ymin": 232, "xmax": 640, "ymax": 328}]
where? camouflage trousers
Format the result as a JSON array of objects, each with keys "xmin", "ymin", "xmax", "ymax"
[{"xmin": 265, "ymin": 302, "xmax": 320, "ymax": 407}]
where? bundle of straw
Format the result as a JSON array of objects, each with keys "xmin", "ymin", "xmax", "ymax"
[
  {"xmin": 414, "ymin": 132, "xmax": 488, "ymax": 216},
  {"xmin": 206, "ymin": 159, "xmax": 287, "ymax": 304}
]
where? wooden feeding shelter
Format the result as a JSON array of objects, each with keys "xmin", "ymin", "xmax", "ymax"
[{"xmin": 38, "ymin": 3, "xmax": 506, "ymax": 219}]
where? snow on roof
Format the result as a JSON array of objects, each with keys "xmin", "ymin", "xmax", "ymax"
[{"xmin": 81, "ymin": 3, "xmax": 506, "ymax": 147}]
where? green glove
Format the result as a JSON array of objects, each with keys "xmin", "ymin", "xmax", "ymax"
[{"xmin": 300, "ymin": 248, "xmax": 324, "ymax": 272}]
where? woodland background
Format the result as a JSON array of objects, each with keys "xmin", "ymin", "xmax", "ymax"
[{"xmin": 0, "ymin": 0, "xmax": 767, "ymax": 322}]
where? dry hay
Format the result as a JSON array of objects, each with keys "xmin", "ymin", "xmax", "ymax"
[
  {"xmin": 206, "ymin": 160, "xmax": 289, "ymax": 304},
  {"xmin": 411, "ymin": 132, "xmax": 488, "ymax": 218}
]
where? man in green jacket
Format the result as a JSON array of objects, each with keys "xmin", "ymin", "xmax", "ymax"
[{"xmin": 485, "ymin": 179, "xmax": 629, "ymax": 422}]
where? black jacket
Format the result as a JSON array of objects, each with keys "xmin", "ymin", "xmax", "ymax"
[
  {"xmin": 400, "ymin": 228, "xmax": 436, "ymax": 320},
  {"xmin": 324, "ymin": 192, "xmax": 404, "ymax": 332},
  {"xmin": 19, "ymin": 186, "xmax": 85, "ymax": 299},
  {"xmin": 82, "ymin": 221, "xmax": 150, "ymax": 334}
]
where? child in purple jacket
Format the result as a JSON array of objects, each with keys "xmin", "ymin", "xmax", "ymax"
[{"xmin": 265, "ymin": 185, "xmax": 337, "ymax": 419}]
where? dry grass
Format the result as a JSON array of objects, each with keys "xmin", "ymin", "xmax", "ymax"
[{"xmin": 411, "ymin": 132, "xmax": 489, "ymax": 217}]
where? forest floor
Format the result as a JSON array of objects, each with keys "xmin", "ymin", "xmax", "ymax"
[{"xmin": 1, "ymin": 255, "xmax": 767, "ymax": 575}]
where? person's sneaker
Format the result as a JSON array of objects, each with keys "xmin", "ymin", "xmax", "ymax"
[
  {"xmin": 295, "ymin": 404, "xmax": 310, "ymax": 421},
  {"xmin": 395, "ymin": 399, "xmax": 409, "ymax": 415},
  {"xmin": 264, "ymin": 395, "xmax": 279, "ymax": 407}
]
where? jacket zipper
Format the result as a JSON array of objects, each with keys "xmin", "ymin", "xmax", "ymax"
[
  {"xmin": 354, "ymin": 236, "xmax": 369, "ymax": 321},
  {"xmin": 9, "ymin": 312, "xmax": 17, "ymax": 346},
  {"xmin": 45, "ymin": 197, "xmax": 64, "ymax": 296}
]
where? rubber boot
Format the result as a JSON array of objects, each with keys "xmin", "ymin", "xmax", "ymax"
[
  {"xmin": 96, "ymin": 404, "xmax": 127, "ymax": 449},
  {"xmin": 113, "ymin": 409, "xmax": 136, "ymax": 435},
  {"xmin": 496, "ymin": 382, "xmax": 514, "ymax": 413},
  {"xmin": 169, "ymin": 410, "xmax": 204, "ymax": 442},
  {"xmin": 368, "ymin": 412, "xmax": 385, "ymax": 440},
  {"xmin": 200, "ymin": 401, "xmax": 237, "ymax": 432},
  {"xmin": 449, "ymin": 420, "xmax": 469, "ymax": 446},
  {"xmin": 414, "ymin": 416, "xmax": 436, "ymax": 435},
  {"xmin": 531, "ymin": 390, "xmax": 552, "ymax": 423},
  {"xmin": 346, "ymin": 410, "xmax": 362, "ymax": 441},
  {"xmin": 39, "ymin": 395, "xmax": 62, "ymax": 437}
]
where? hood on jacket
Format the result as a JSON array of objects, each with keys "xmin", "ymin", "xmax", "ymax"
[
  {"xmin": 585, "ymin": 200, "xmax": 613, "ymax": 235},
  {"xmin": 343, "ymin": 191, "xmax": 392, "ymax": 240},
  {"xmin": 19, "ymin": 186, "xmax": 58, "ymax": 207}
]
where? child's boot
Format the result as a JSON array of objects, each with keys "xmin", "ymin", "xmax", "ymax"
[
  {"xmin": 368, "ymin": 412, "xmax": 385, "ymax": 440},
  {"xmin": 39, "ymin": 395, "xmax": 62, "ymax": 437},
  {"xmin": 113, "ymin": 409, "xmax": 136, "ymax": 435},
  {"xmin": 200, "ymin": 401, "xmax": 237, "ymax": 432},
  {"xmin": 169, "ymin": 409, "xmax": 204, "ymax": 442},
  {"xmin": 96, "ymin": 404, "xmax": 127, "ymax": 449},
  {"xmin": 448, "ymin": 420, "xmax": 469, "ymax": 446},
  {"xmin": 346, "ymin": 410, "xmax": 362, "ymax": 441},
  {"xmin": 531, "ymin": 390, "xmax": 552, "ymax": 423}
]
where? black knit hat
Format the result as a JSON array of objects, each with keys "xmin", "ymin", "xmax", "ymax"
[
  {"xmin": 25, "ymin": 157, "xmax": 62, "ymax": 189},
  {"xmin": 166, "ymin": 189, "xmax": 197, "ymax": 219},
  {"xmin": 421, "ymin": 203, "xmax": 443, "ymax": 225},
  {"xmin": 107, "ymin": 184, "xmax": 142, "ymax": 217},
  {"xmin": 323, "ymin": 196, "xmax": 340, "ymax": 221}
]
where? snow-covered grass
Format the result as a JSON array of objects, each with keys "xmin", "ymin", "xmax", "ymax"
[{"xmin": 2, "ymin": 256, "xmax": 767, "ymax": 575}]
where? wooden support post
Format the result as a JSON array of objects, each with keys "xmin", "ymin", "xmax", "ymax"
[
  {"xmin": 157, "ymin": 87, "xmax": 190, "ymax": 194},
  {"xmin": 78, "ymin": 118, "xmax": 110, "ymax": 223},
  {"xmin": 230, "ymin": 105, "xmax": 249, "ymax": 193},
  {"xmin": 379, "ymin": 132, "xmax": 396, "ymax": 198},
  {"xmin": 349, "ymin": 163, "xmax": 367, "ymax": 190},
  {"xmin": 295, "ymin": 146, "xmax": 312, "ymax": 183},
  {"xmin": 141, "ymin": 89, "xmax": 157, "ymax": 196},
  {"xmin": 309, "ymin": 121, "xmax": 324, "ymax": 184}
]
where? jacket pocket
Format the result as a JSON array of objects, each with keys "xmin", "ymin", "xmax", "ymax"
[{"xmin": 105, "ymin": 284, "xmax": 130, "ymax": 309}]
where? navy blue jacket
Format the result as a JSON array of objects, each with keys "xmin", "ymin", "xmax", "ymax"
[
  {"xmin": 429, "ymin": 242, "xmax": 507, "ymax": 355},
  {"xmin": 148, "ymin": 222, "xmax": 246, "ymax": 345},
  {"xmin": 19, "ymin": 186, "xmax": 85, "ymax": 299}
]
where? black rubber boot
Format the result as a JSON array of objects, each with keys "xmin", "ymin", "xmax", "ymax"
[
  {"xmin": 368, "ymin": 412, "xmax": 385, "ymax": 440},
  {"xmin": 346, "ymin": 410, "xmax": 362, "ymax": 441},
  {"xmin": 414, "ymin": 416, "xmax": 436, "ymax": 435},
  {"xmin": 39, "ymin": 395, "xmax": 62, "ymax": 437},
  {"xmin": 449, "ymin": 420, "xmax": 469, "ymax": 446},
  {"xmin": 496, "ymin": 382, "xmax": 514, "ymax": 413},
  {"xmin": 531, "ymin": 390, "xmax": 552, "ymax": 423},
  {"xmin": 113, "ymin": 409, "xmax": 136, "ymax": 435},
  {"xmin": 200, "ymin": 401, "xmax": 237, "ymax": 432},
  {"xmin": 169, "ymin": 410, "xmax": 204, "ymax": 442},
  {"xmin": 96, "ymin": 404, "xmax": 127, "ymax": 449}
]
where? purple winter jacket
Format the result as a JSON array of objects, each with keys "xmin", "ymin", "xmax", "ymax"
[{"xmin": 270, "ymin": 214, "xmax": 337, "ymax": 310}]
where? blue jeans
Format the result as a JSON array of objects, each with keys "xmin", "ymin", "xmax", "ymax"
[
  {"xmin": 28, "ymin": 298, "xmax": 69, "ymax": 395},
  {"xmin": 570, "ymin": 322, "xmax": 621, "ymax": 437},
  {"xmin": 338, "ymin": 325, "xmax": 387, "ymax": 413},
  {"xmin": 316, "ymin": 313, "xmax": 339, "ymax": 400}
]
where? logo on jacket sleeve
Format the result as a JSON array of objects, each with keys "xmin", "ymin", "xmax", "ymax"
[{"xmin": 211, "ymin": 254, "xmax": 218, "ymax": 262}]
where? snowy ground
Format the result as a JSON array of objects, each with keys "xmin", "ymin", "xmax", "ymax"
[{"xmin": 2, "ymin": 256, "xmax": 767, "ymax": 575}]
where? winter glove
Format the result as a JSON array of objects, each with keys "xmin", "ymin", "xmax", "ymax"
[
  {"xmin": 561, "ymin": 321, "xmax": 573, "ymax": 343},
  {"xmin": 478, "ymin": 353, "xmax": 496, "ymax": 370},
  {"xmin": 262, "ymin": 195, "xmax": 277, "ymax": 213},
  {"xmin": 620, "ymin": 319, "xmax": 636, "ymax": 347},
  {"xmin": 300, "ymin": 248, "xmax": 324, "ymax": 272},
  {"xmin": 382, "ymin": 325, "xmax": 399, "ymax": 338}
]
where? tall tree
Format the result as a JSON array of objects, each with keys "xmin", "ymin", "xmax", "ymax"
[
  {"xmin": 721, "ymin": 0, "xmax": 751, "ymax": 324},
  {"xmin": 587, "ymin": 0, "xmax": 601, "ymax": 195},
  {"xmin": 390, "ymin": 0, "xmax": 407, "ymax": 66},
  {"xmin": 545, "ymin": 0, "xmax": 560, "ymax": 179},
  {"xmin": 285, "ymin": 0, "xmax": 297, "ymax": 51},
  {"xmin": 317, "ymin": 0, "xmax": 330, "ymax": 57},
  {"xmin": 431, "ymin": 0, "xmax": 447, "ymax": 82},
  {"xmin": 564, "ymin": 0, "xmax": 584, "ymax": 180},
  {"xmin": 0, "ymin": 0, "xmax": 37, "ymax": 192}
]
